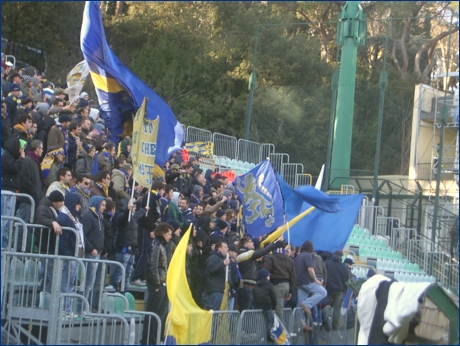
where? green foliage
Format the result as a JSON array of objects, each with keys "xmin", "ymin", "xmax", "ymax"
[{"xmin": 2, "ymin": 2, "xmax": 454, "ymax": 177}]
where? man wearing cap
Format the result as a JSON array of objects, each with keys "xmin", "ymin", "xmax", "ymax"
[
  {"xmin": 325, "ymin": 250, "xmax": 351, "ymax": 330},
  {"xmin": 227, "ymin": 244, "xmax": 242, "ymax": 310},
  {"xmin": 9, "ymin": 72, "xmax": 22, "ymax": 86},
  {"xmin": 20, "ymin": 75, "xmax": 33, "ymax": 98},
  {"xmin": 48, "ymin": 114, "xmax": 71, "ymax": 162},
  {"xmin": 165, "ymin": 163, "xmax": 182, "ymax": 190},
  {"xmin": 5, "ymin": 83, "xmax": 21, "ymax": 127},
  {"xmin": 112, "ymin": 163, "xmax": 132, "ymax": 200},
  {"xmin": 42, "ymin": 146, "xmax": 65, "ymax": 190}
]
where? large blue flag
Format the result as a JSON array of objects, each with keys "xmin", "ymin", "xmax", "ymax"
[
  {"xmin": 233, "ymin": 160, "xmax": 285, "ymax": 237},
  {"xmin": 275, "ymin": 172, "xmax": 364, "ymax": 252},
  {"xmin": 80, "ymin": 1, "xmax": 184, "ymax": 168}
]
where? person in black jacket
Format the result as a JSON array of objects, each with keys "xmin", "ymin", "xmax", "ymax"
[
  {"xmin": 236, "ymin": 236, "xmax": 285, "ymax": 312},
  {"xmin": 81, "ymin": 196, "xmax": 106, "ymax": 310},
  {"xmin": 17, "ymin": 139, "xmax": 44, "ymax": 250},
  {"xmin": 132, "ymin": 181, "xmax": 163, "ymax": 286},
  {"xmin": 56, "ymin": 192, "xmax": 83, "ymax": 315},
  {"xmin": 34, "ymin": 191, "xmax": 64, "ymax": 293},
  {"xmin": 254, "ymin": 269, "xmax": 277, "ymax": 341},
  {"xmin": 325, "ymin": 250, "xmax": 351, "ymax": 330},
  {"xmin": 111, "ymin": 198, "xmax": 148, "ymax": 292},
  {"xmin": 1, "ymin": 137, "xmax": 24, "ymax": 248},
  {"xmin": 202, "ymin": 241, "xmax": 230, "ymax": 311},
  {"xmin": 141, "ymin": 222, "xmax": 173, "ymax": 345}
]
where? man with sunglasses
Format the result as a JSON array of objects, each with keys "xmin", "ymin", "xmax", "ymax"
[{"xmin": 70, "ymin": 174, "xmax": 92, "ymax": 213}]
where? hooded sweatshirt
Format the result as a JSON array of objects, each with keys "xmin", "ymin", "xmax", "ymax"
[
  {"xmin": 81, "ymin": 196, "xmax": 105, "ymax": 254},
  {"xmin": 57, "ymin": 192, "xmax": 84, "ymax": 256},
  {"xmin": 2, "ymin": 137, "xmax": 24, "ymax": 191}
]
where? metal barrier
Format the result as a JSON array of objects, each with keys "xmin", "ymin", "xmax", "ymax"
[
  {"xmin": 211, "ymin": 310, "xmax": 241, "ymax": 344},
  {"xmin": 282, "ymin": 307, "xmax": 293, "ymax": 335},
  {"xmin": 239, "ymin": 309, "xmax": 267, "ymax": 344},
  {"xmin": 237, "ymin": 139, "xmax": 260, "ymax": 164},
  {"xmin": 185, "ymin": 126, "xmax": 212, "ymax": 143},
  {"xmin": 281, "ymin": 163, "xmax": 304, "ymax": 188},
  {"xmin": 260, "ymin": 143, "xmax": 275, "ymax": 162},
  {"xmin": 291, "ymin": 306, "xmax": 309, "ymax": 345},
  {"xmin": 341, "ymin": 185, "xmax": 355, "ymax": 194},
  {"xmin": 358, "ymin": 205, "xmax": 385, "ymax": 235},
  {"xmin": 212, "ymin": 132, "xmax": 238, "ymax": 159},
  {"xmin": 391, "ymin": 227, "xmax": 415, "ymax": 258},
  {"xmin": 1, "ymin": 190, "xmax": 36, "ymax": 222},
  {"xmin": 268, "ymin": 153, "xmax": 289, "ymax": 174},
  {"xmin": 1, "ymin": 252, "xmax": 87, "ymax": 345},
  {"xmin": 297, "ymin": 173, "xmax": 312, "ymax": 186},
  {"xmin": 408, "ymin": 239, "xmax": 434, "ymax": 271},
  {"xmin": 375, "ymin": 216, "xmax": 399, "ymax": 238},
  {"xmin": 441, "ymin": 263, "xmax": 459, "ymax": 290}
]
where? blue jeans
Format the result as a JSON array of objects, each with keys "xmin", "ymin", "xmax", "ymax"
[
  {"xmin": 84, "ymin": 253, "xmax": 100, "ymax": 308},
  {"xmin": 202, "ymin": 291, "xmax": 224, "ymax": 311},
  {"xmin": 111, "ymin": 252, "xmax": 136, "ymax": 292},
  {"xmin": 297, "ymin": 282, "xmax": 327, "ymax": 310},
  {"xmin": 237, "ymin": 285, "xmax": 254, "ymax": 312},
  {"xmin": 61, "ymin": 260, "xmax": 78, "ymax": 313},
  {"xmin": 1, "ymin": 194, "xmax": 15, "ymax": 248}
]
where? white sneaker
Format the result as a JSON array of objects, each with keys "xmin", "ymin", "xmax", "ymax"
[{"xmin": 132, "ymin": 279, "xmax": 146, "ymax": 286}]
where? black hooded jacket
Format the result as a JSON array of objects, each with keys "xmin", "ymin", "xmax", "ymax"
[
  {"xmin": 325, "ymin": 254, "xmax": 351, "ymax": 294},
  {"xmin": 1, "ymin": 137, "xmax": 24, "ymax": 192}
]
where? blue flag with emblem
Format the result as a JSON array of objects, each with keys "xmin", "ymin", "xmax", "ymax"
[
  {"xmin": 275, "ymin": 171, "xmax": 364, "ymax": 252},
  {"xmin": 233, "ymin": 160, "xmax": 285, "ymax": 237},
  {"xmin": 80, "ymin": 1, "xmax": 184, "ymax": 168}
]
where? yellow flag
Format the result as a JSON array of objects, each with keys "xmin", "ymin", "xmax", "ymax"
[
  {"xmin": 132, "ymin": 98, "xmax": 162, "ymax": 188},
  {"xmin": 165, "ymin": 225, "xmax": 213, "ymax": 344}
]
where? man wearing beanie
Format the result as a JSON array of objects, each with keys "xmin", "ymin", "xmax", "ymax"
[
  {"xmin": 253, "ymin": 268, "xmax": 277, "ymax": 342},
  {"xmin": 210, "ymin": 219, "xmax": 229, "ymax": 246},
  {"xmin": 5, "ymin": 83, "xmax": 21, "ymax": 126}
]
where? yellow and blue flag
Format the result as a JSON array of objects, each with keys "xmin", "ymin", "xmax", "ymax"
[
  {"xmin": 65, "ymin": 60, "xmax": 90, "ymax": 104},
  {"xmin": 80, "ymin": 1, "xmax": 184, "ymax": 167},
  {"xmin": 275, "ymin": 171, "xmax": 363, "ymax": 252},
  {"xmin": 132, "ymin": 98, "xmax": 164, "ymax": 187},
  {"xmin": 233, "ymin": 160, "xmax": 285, "ymax": 237},
  {"xmin": 184, "ymin": 141, "xmax": 214, "ymax": 156},
  {"xmin": 165, "ymin": 225, "xmax": 212, "ymax": 345}
]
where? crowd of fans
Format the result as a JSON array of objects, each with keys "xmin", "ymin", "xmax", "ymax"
[{"xmin": 1, "ymin": 57, "xmax": 356, "ymax": 343}]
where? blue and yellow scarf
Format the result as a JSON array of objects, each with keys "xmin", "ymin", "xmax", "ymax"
[{"xmin": 41, "ymin": 147, "xmax": 64, "ymax": 179}]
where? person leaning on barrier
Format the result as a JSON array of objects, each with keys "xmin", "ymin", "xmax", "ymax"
[
  {"xmin": 141, "ymin": 222, "xmax": 173, "ymax": 345},
  {"xmin": 236, "ymin": 236, "xmax": 285, "ymax": 312},
  {"xmin": 294, "ymin": 240, "xmax": 327, "ymax": 326},
  {"xmin": 264, "ymin": 240, "xmax": 296, "ymax": 326}
]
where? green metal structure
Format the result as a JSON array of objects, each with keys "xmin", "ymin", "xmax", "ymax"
[{"xmin": 329, "ymin": 1, "xmax": 366, "ymax": 189}]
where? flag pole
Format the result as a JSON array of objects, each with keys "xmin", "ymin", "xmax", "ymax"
[
  {"xmin": 260, "ymin": 206, "xmax": 316, "ymax": 247},
  {"xmin": 128, "ymin": 178, "xmax": 136, "ymax": 222},
  {"xmin": 145, "ymin": 188, "xmax": 152, "ymax": 217}
]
